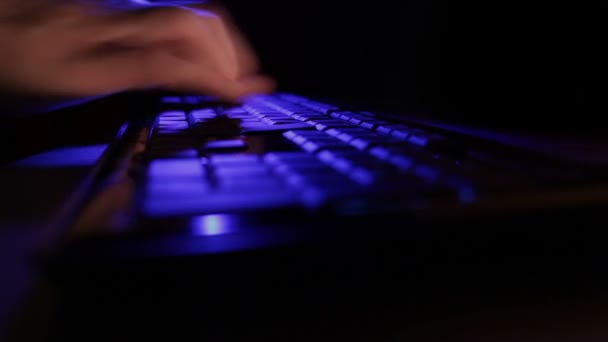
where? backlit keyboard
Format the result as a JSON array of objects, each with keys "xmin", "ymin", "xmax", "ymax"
[{"xmin": 137, "ymin": 93, "xmax": 589, "ymax": 218}]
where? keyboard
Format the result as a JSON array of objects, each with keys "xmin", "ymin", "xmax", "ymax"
[{"xmin": 137, "ymin": 93, "xmax": 594, "ymax": 219}]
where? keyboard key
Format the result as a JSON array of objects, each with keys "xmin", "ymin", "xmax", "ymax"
[
  {"xmin": 161, "ymin": 96, "xmax": 182, "ymax": 104},
  {"xmin": 350, "ymin": 135, "xmax": 398, "ymax": 149},
  {"xmin": 210, "ymin": 154, "xmax": 260, "ymax": 165},
  {"xmin": 317, "ymin": 150, "xmax": 376, "ymax": 166},
  {"xmin": 143, "ymin": 190, "xmax": 300, "ymax": 217},
  {"xmin": 190, "ymin": 110, "xmax": 216, "ymax": 122},
  {"xmin": 299, "ymin": 182, "xmax": 365, "ymax": 208},
  {"xmin": 202, "ymin": 139, "xmax": 248, "ymax": 152},
  {"xmin": 350, "ymin": 138, "xmax": 372, "ymax": 150},
  {"xmin": 273, "ymin": 163, "xmax": 332, "ymax": 177},
  {"xmin": 349, "ymin": 117, "xmax": 369, "ymax": 125},
  {"xmin": 369, "ymin": 146, "xmax": 392, "ymax": 160},
  {"xmin": 146, "ymin": 179, "xmax": 209, "ymax": 197},
  {"xmin": 414, "ymin": 164, "xmax": 441, "ymax": 182},
  {"xmin": 359, "ymin": 120, "xmax": 392, "ymax": 129},
  {"xmin": 148, "ymin": 148, "xmax": 199, "ymax": 159},
  {"xmin": 336, "ymin": 130, "xmax": 375, "ymax": 143},
  {"xmin": 315, "ymin": 121, "xmax": 355, "ymax": 131},
  {"xmin": 226, "ymin": 113, "xmax": 256, "ymax": 119},
  {"xmin": 295, "ymin": 113, "xmax": 327, "ymax": 121},
  {"xmin": 158, "ymin": 122, "xmax": 188, "ymax": 129},
  {"xmin": 286, "ymin": 172, "xmax": 352, "ymax": 188},
  {"xmin": 390, "ymin": 129, "xmax": 410, "ymax": 140},
  {"xmin": 158, "ymin": 110, "xmax": 187, "ymax": 118},
  {"xmin": 216, "ymin": 177, "xmax": 285, "ymax": 191},
  {"xmin": 307, "ymin": 118, "xmax": 345, "ymax": 125},
  {"xmin": 263, "ymin": 151, "xmax": 319, "ymax": 165},
  {"xmin": 158, "ymin": 117, "xmax": 188, "ymax": 123},
  {"xmin": 408, "ymin": 133, "xmax": 448, "ymax": 149},
  {"xmin": 301, "ymin": 140, "xmax": 354, "ymax": 153},
  {"xmin": 213, "ymin": 164, "xmax": 270, "ymax": 178},
  {"xmin": 148, "ymin": 159, "xmax": 205, "ymax": 179},
  {"xmin": 350, "ymin": 167, "xmax": 376, "ymax": 186},
  {"xmin": 376, "ymin": 124, "xmax": 411, "ymax": 135},
  {"xmin": 283, "ymin": 131, "xmax": 335, "ymax": 146},
  {"xmin": 262, "ymin": 118, "xmax": 300, "ymax": 125},
  {"xmin": 388, "ymin": 155, "xmax": 414, "ymax": 171},
  {"xmin": 241, "ymin": 122, "xmax": 314, "ymax": 134},
  {"xmin": 221, "ymin": 108, "xmax": 249, "ymax": 115}
]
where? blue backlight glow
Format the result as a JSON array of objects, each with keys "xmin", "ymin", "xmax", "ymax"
[{"xmin": 192, "ymin": 214, "xmax": 235, "ymax": 236}]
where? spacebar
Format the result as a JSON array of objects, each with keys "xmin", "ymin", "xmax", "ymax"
[
  {"xmin": 142, "ymin": 191, "xmax": 300, "ymax": 217},
  {"xmin": 241, "ymin": 122, "xmax": 314, "ymax": 134}
]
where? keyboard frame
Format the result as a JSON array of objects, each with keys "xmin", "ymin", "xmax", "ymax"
[{"xmin": 37, "ymin": 92, "xmax": 608, "ymax": 267}]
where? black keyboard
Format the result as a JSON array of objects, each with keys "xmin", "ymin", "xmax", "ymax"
[{"xmin": 137, "ymin": 93, "xmax": 591, "ymax": 219}]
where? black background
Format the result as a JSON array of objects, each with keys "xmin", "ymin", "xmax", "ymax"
[{"xmin": 221, "ymin": 0, "xmax": 606, "ymax": 132}]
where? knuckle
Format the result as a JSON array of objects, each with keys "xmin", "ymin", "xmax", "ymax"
[{"xmin": 161, "ymin": 7, "xmax": 200, "ymax": 36}]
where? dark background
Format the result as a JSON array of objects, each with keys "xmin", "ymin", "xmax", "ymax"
[
  {"xmin": 3, "ymin": 1, "xmax": 606, "ymax": 164},
  {"xmin": 222, "ymin": 0, "xmax": 607, "ymax": 131}
]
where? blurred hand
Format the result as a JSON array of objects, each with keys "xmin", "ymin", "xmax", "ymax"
[{"xmin": 0, "ymin": 1, "xmax": 275, "ymax": 108}]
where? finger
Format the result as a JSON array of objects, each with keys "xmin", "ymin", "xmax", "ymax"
[
  {"xmin": 55, "ymin": 48, "xmax": 275, "ymax": 101},
  {"xmin": 159, "ymin": 57, "xmax": 276, "ymax": 102},
  {"xmin": 186, "ymin": 7, "xmax": 241, "ymax": 79},
  {"xmin": 189, "ymin": 4, "xmax": 261, "ymax": 76},
  {"xmin": 84, "ymin": 6, "xmax": 239, "ymax": 80}
]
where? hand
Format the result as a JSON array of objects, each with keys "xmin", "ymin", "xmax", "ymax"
[{"xmin": 0, "ymin": 1, "xmax": 275, "ymax": 110}]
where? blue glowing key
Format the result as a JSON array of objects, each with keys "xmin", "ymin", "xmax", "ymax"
[
  {"xmin": 143, "ymin": 191, "xmax": 299, "ymax": 217},
  {"xmin": 148, "ymin": 159, "xmax": 204, "ymax": 179},
  {"xmin": 146, "ymin": 180, "xmax": 209, "ymax": 197}
]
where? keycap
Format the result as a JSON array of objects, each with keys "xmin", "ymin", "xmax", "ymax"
[
  {"xmin": 299, "ymin": 183, "xmax": 365, "ymax": 208},
  {"xmin": 240, "ymin": 122, "xmax": 314, "ymax": 134},
  {"xmin": 388, "ymin": 155, "xmax": 415, "ymax": 171},
  {"xmin": 210, "ymin": 154, "xmax": 260, "ymax": 165},
  {"xmin": 226, "ymin": 113, "xmax": 255, "ymax": 119},
  {"xmin": 158, "ymin": 110, "xmax": 187, "ymax": 118},
  {"xmin": 407, "ymin": 133, "xmax": 449, "ymax": 150},
  {"xmin": 143, "ymin": 191, "xmax": 300, "ymax": 217},
  {"xmin": 376, "ymin": 124, "xmax": 411, "ymax": 135},
  {"xmin": 161, "ymin": 96, "xmax": 182, "ymax": 104},
  {"xmin": 213, "ymin": 164, "xmax": 270, "ymax": 178},
  {"xmin": 273, "ymin": 163, "xmax": 333, "ymax": 177},
  {"xmin": 286, "ymin": 173, "xmax": 352, "ymax": 188},
  {"xmin": 202, "ymin": 139, "xmax": 248, "ymax": 152},
  {"xmin": 293, "ymin": 113, "xmax": 327, "ymax": 121},
  {"xmin": 158, "ymin": 122, "xmax": 188, "ymax": 129},
  {"xmin": 148, "ymin": 148, "xmax": 199, "ymax": 159},
  {"xmin": 369, "ymin": 146, "xmax": 392, "ymax": 160},
  {"xmin": 414, "ymin": 164, "xmax": 441, "ymax": 182},
  {"xmin": 263, "ymin": 152, "xmax": 320, "ymax": 165},
  {"xmin": 215, "ymin": 177, "xmax": 285, "ymax": 191},
  {"xmin": 283, "ymin": 131, "xmax": 336, "ymax": 146},
  {"xmin": 148, "ymin": 159, "xmax": 205, "ymax": 179},
  {"xmin": 315, "ymin": 121, "xmax": 356, "ymax": 131},
  {"xmin": 158, "ymin": 117, "xmax": 188, "ymax": 123},
  {"xmin": 307, "ymin": 118, "xmax": 346, "ymax": 125},
  {"xmin": 301, "ymin": 140, "xmax": 354, "ymax": 153},
  {"xmin": 259, "ymin": 113, "xmax": 291, "ymax": 119},
  {"xmin": 336, "ymin": 130, "xmax": 375, "ymax": 143},
  {"xmin": 359, "ymin": 120, "xmax": 392, "ymax": 129},
  {"xmin": 146, "ymin": 179, "xmax": 209, "ymax": 197}
]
